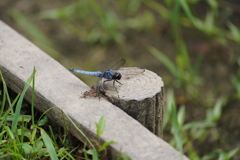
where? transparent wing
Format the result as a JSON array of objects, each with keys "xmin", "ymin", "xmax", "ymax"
[
  {"xmin": 117, "ymin": 67, "xmax": 145, "ymax": 78},
  {"xmin": 96, "ymin": 77, "xmax": 118, "ymax": 93},
  {"xmin": 96, "ymin": 77, "xmax": 104, "ymax": 95},
  {"xmin": 109, "ymin": 59, "xmax": 126, "ymax": 70}
]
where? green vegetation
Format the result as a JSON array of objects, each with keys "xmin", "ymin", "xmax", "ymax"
[
  {"xmin": 164, "ymin": 90, "xmax": 239, "ymax": 160},
  {"xmin": 0, "ymin": 69, "xmax": 72, "ymax": 159},
  {"xmin": 2, "ymin": 0, "xmax": 240, "ymax": 159},
  {"xmin": 0, "ymin": 70, "xmax": 129, "ymax": 160}
]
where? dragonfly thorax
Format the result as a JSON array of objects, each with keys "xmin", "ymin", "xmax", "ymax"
[{"xmin": 101, "ymin": 69, "xmax": 122, "ymax": 80}]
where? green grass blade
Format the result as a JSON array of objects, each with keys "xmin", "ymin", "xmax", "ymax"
[
  {"xmin": 6, "ymin": 115, "xmax": 31, "ymax": 122},
  {"xmin": 171, "ymin": 103, "xmax": 183, "ymax": 153},
  {"xmin": 148, "ymin": 46, "xmax": 179, "ymax": 78},
  {"xmin": 143, "ymin": 0, "xmax": 170, "ymax": 19},
  {"xmin": 211, "ymin": 97, "xmax": 227, "ymax": 122},
  {"xmin": 87, "ymin": 0, "xmax": 105, "ymax": 18},
  {"xmin": 99, "ymin": 141, "xmax": 116, "ymax": 152},
  {"xmin": 9, "ymin": 8, "xmax": 55, "ymax": 48},
  {"xmin": 0, "ymin": 71, "xmax": 6, "ymax": 116},
  {"xmin": 83, "ymin": 144, "xmax": 90, "ymax": 160},
  {"xmin": 179, "ymin": 0, "xmax": 195, "ymax": 21},
  {"xmin": 96, "ymin": 116, "xmax": 106, "ymax": 137},
  {"xmin": 191, "ymin": 54, "xmax": 203, "ymax": 79},
  {"xmin": 178, "ymin": 41, "xmax": 191, "ymax": 71},
  {"xmin": 61, "ymin": 110, "xmax": 96, "ymax": 150},
  {"xmin": 225, "ymin": 148, "xmax": 239, "ymax": 159},
  {"xmin": 9, "ymin": 8, "xmax": 61, "ymax": 60},
  {"xmin": 11, "ymin": 68, "xmax": 36, "ymax": 133},
  {"xmin": 31, "ymin": 67, "xmax": 36, "ymax": 125},
  {"xmin": 0, "ymin": 71, "xmax": 15, "ymax": 114},
  {"xmin": 0, "ymin": 93, "xmax": 21, "ymax": 130},
  {"xmin": 6, "ymin": 126, "xmax": 15, "ymax": 140},
  {"xmin": 228, "ymin": 22, "xmax": 240, "ymax": 43},
  {"xmin": 86, "ymin": 149, "xmax": 98, "ymax": 160},
  {"xmin": 37, "ymin": 106, "xmax": 55, "ymax": 125},
  {"xmin": 163, "ymin": 89, "xmax": 175, "ymax": 129},
  {"xmin": 40, "ymin": 128, "xmax": 59, "ymax": 160},
  {"xmin": 48, "ymin": 125, "xmax": 57, "ymax": 147}
]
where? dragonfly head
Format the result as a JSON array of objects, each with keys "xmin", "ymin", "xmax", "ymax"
[{"xmin": 113, "ymin": 72, "xmax": 122, "ymax": 80}]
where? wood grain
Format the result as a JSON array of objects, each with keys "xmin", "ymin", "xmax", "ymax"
[{"xmin": 104, "ymin": 67, "xmax": 164, "ymax": 137}]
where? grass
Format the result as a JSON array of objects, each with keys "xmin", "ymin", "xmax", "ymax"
[
  {"xmin": 0, "ymin": 69, "xmax": 130, "ymax": 160},
  {"xmin": 0, "ymin": 69, "xmax": 66, "ymax": 159},
  {"xmin": 148, "ymin": 45, "xmax": 203, "ymax": 98},
  {"xmin": 163, "ymin": 89, "xmax": 239, "ymax": 160},
  {"xmin": 4, "ymin": 0, "xmax": 240, "ymax": 159}
]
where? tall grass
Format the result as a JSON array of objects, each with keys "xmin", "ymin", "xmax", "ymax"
[
  {"xmin": 0, "ymin": 69, "xmax": 130, "ymax": 159},
  {"xmin": 0, "ymin": 69, "xmax": 64, "ymax": 159},
  {"xmin": 163, "ymin": 89, "xmax": 238, "ymax": 160}
]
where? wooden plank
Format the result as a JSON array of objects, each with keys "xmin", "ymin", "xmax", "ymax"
[{"xmin": 0, "ymin": 21, "xmax": 189, "ymax": 160}]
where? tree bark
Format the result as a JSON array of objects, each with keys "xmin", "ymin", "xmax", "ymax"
[{"xmin": 104, "ymin": 67, "xmax": 164, "ymax": 138}]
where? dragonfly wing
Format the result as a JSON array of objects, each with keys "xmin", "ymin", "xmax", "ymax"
[
  {"xmin": 109, "ymin": 59, "xmax": 126, "ymax": 70},
  {"xmin": 97, "ymin": 76, "xmax": 119, "ymax": 93},
  {"xmin": 96, "ymin": 77, "xmax": 105, "ymax": 95}
]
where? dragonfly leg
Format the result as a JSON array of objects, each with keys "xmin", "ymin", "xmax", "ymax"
[
  {"xmin": 113, "ymin": 80, "xmax": 123, "ymax": 93},
  {"xmin": 103, "ymin": 79, "xmax": 119, "ymax": 93},
  {"xmin": 103, "ymin": 79, "xmax": 115, "ymax": 91},
  {"xmin": 115, "ymin": 80, "xmax": 123, "ymax": 85},
  {"xmin": 111, "ymin": 80, "xmax": 120, "ymax": 99},
  {"xmin": 103, "ymin": 79, "xmax": 113, "ymax": 87}
]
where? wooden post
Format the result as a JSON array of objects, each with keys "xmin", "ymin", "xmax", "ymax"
[
  {"xmin": 104, "ymin": 67, "xmax": 164, "ymax": 138},
  {"xmin": 0, "ymin": 21, "xmax": 188, "ymax": 160}
]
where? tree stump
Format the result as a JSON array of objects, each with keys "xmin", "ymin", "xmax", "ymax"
[{"xmin": 104, "ymin": 67, "xmax": 164, "ymax": 138}]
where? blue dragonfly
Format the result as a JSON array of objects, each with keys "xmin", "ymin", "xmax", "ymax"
[{"xmin": 69, "ymin": 59, "xmax": 126, "ymax": 94}]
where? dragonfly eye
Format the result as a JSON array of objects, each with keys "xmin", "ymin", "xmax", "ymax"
[{"xmin": 114, "ymin": 72, "xmax": 122, "ymax": 80}]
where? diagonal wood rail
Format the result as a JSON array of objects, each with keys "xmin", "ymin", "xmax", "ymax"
[{"xmin": 0, "ymin": 21, "xmax": 189, "ymax": 160}]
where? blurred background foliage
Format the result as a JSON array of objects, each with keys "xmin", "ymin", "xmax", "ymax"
[{"xmin": 1, "ymin": 0, "xmax": 240, "ymax": 159}]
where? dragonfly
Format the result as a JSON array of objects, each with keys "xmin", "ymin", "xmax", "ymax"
[{"xmin": 69, "ymin": 59, "xmax": 126, "ymax": 95}]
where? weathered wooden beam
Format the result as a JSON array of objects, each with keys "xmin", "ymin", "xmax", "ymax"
[{"xmin": 0, "ymin": 21, "xmax": 189, "ymax": 160}]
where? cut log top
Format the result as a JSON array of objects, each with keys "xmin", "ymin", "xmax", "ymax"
[
  {"xmin": 103, "ymin": 67, "xmax": 164, "ymax": 138},
  {"xmin": 105, "ymin": 67, "xmax": 163, "ymax": 101},
  {"xmin": 0, "ymin": 20, "xmax": 189, "ymax": 160}
]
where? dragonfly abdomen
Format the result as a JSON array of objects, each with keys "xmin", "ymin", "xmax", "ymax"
[{"xmin": 69, "ymin": 69, "xmax": 102, "ymax": 77}]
